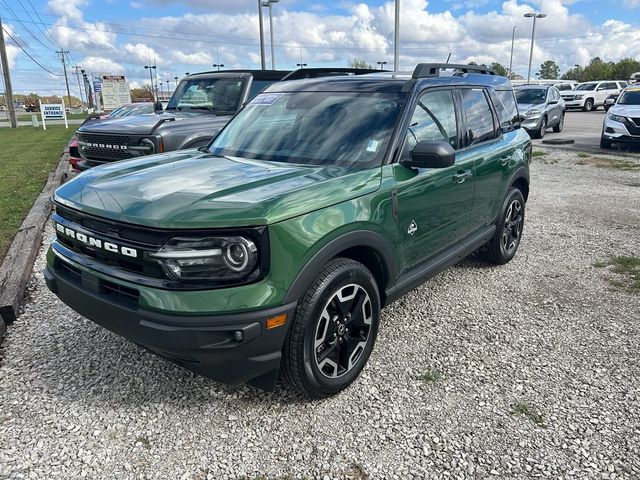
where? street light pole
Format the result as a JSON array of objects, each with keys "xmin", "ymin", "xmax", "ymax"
[
  {"xmin": 212, "ymin": 64, "xmax": 225, "ymax": 71},
  {"xmin": 261, "ymin": 0, "xmax": 279, "ymax": 70},
  {"xmin": 524, "ymin": 12, "xmax": 546, "ymax": 84},
  {"xmin": 258, "ymin": 0, "xmax": 266, "ymax": 70},
  {"xmin": 508, "ymin": 26, "xmax": 516, "ymax": 80},
  {"xmin": 377, "ymin": 61, "xmax": 387, "ymax": 70},
  {"xmin": 174, "ymin": 76, "xmax": 179, "ymax": 87},
  {"xmin": 393, "ymin": 0, "xmax": 400, "ymax": 71},
  {"xmin": 144, "ymin": 65, "xmax": 156, "ymax": 101}
]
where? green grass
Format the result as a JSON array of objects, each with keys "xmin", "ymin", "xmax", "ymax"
[
  {"xmin": 532, "ymin": 151, "xmax": 547, "ymax": 157},
  {"xmin": 594, "ymin": 256, "xmax": 640, "ymax": 292},
  {"xmin": 576, "ymin": 152, "xmax": 591, "ymax": 158},
  {"xmin": 0, "ymin": 125, "xmax": 71, "ymax": 263},
  {"xmin": 577, "ymin": 157, "xmax": 640, "ymax": 171},
  {"xmin": 512, "ymin": 402, "xmax": 545, "ymax": 427},
  {"xmin": 418, "ymin": 368, "xmax": 441, "ymax": 383}
]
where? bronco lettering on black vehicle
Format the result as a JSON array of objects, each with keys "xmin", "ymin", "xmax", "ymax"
[{"xmin": 46, "ymin": 63, "xmax": 530, "ymax": 398}]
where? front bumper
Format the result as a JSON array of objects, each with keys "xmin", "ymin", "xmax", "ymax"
[
  {"xmin": 521, "ymin": 115, "xmax": 542, "ymax": 132},
  {"xmin": 44, "ymin": 247, "xmax": 297, "ymax": 390},
  {"xmin": 563, "ymin": 99, "xmax": 585, "ymax": 108},
  {"xmin": 602, "ymin": 118, "xmax": 640, "ymax": 143}
]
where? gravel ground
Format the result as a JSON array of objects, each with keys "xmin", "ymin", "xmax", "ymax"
[{"xmin": 1, "ymin": 149, "xmax": 639, "ymax": 480}]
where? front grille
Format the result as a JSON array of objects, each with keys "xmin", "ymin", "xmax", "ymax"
[
  {"xmin": 102, "ymin": 280, "xmax": 140, "ymax": 304},
  {"xmin": 562, "ymin": 96, "xmax": 575, "ymax": 101},
  {"xmin": 76, "ymin": 132, "xmax": 145, "ymax": 162},
  {"xmin": 630, "ymin": 117, "xmax": 640, "ymax": 127}
]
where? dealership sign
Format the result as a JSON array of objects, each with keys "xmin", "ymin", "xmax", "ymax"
[
  {"xmin": 101, "ymin": 75, "xmax": 132, "ymax": 110},
  {"xmin": 39, "ymin": 99, "xmax": 68, "ymax": 130}
]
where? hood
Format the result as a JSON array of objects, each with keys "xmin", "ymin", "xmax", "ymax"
[
  {"xmin": 77, "ymin": 111, "xmax": 231, "ymax": 136},
  {"xmin": 54, "ymin": 151, "xmax": 382, "ymax": 229},
  {"xmin": 610, "ymin": 104, "xmax": 640, "ymax": 117}
]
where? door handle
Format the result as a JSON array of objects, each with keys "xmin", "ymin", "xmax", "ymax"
[
  {"xmin": 499, "ymin": 156, "xmax": 511, "ymax": 166},
  {"xmin": 453, "ymin": 170, "xmax": 472, "ymax": 184}
]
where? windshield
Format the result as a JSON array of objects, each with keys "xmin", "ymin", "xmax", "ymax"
[
  {"xmin": 515, "ymin": 89, "xmax": 546, "ymax": 105},
  {"xmin": 576, "ymin": 83, "xmax": 597, "ymax": 91},
  {"xmin": 109, "ymin": 104, "xmax": 154, "ymax": 118},
  {"xmin": 618, "ymin": 90, "xmax": 640, "ymax": 105},
  {"xmin": 209, "ymin": 91, "xmax": 404, "ymax": 168},
  {"xmin": 166, "ymin": 77, "xmax": 246, "ymax": 113}
]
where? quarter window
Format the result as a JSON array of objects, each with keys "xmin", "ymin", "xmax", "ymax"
[
  {"xmin": 490, "ymin": 89, "xmax": 520, "ymax": 132},
  {"xmin": 405, "ymin": 89, "xmax": 458, "ymax": 153},
  {"xmin": 461, "ymin": 89, "xmax": 497, "ymax": 145}
]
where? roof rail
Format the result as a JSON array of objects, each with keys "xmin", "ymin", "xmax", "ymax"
[
  {"xmin": 412, "ymin": 63, "xmax": 496, "ymax": 79},
  {"xmin": 282, "ymin": 67, "xmax": 384, "ymax": 81}
]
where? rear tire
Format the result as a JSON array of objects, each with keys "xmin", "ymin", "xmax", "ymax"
[
  {"xmin": 481, "ymin": 188, "xmax": 525, "ymax": 265},
  {"xmin": 282, "ymin": 258, "xmax": 381, "ymax": 398}
]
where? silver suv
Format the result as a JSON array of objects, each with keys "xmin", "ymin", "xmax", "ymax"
[{"xmin": 515, "ymin": 85, "xmax": 565, "ymax": 139}]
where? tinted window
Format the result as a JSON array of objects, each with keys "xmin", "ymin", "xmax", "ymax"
[
  {"xmin": 576, "ymin": 83, "xmax": 597, "ymax": 91},
  {"xmin": 248, "ymin": 80, "xmax": 275, "ymax": 100},
  {"xmin": 555, "ymin": 84, "xmax": 573, "ymax": 91},
  {"xmin": 619, "ymin": 81, "xmax": 628, "ymax": 88},
  {"xmin": 461, "ymin": 89, "xmax": 497, "ymax": 145},
  {"xmin": 603, "ymin": 82, "xmax": 617, "ymax": 90},
  {"xmin": 210, "ymin": 91, "xmax": 404, "ymax": 168},
  {"xmin": 166, "ymin": 77, "xmax": 246, "ymax": 113},
  {"xmin": 515, "ymin": 89, "xmax": 546, "ymax": 104},
  {"xmin": 618, "ymin": 90, "xmax": 640, "ymax": 105},
  {"xmin": 490, "ymin": 89, "xmax": 520, "ymax": 132},
  {"xmin": 405, "ymin": 89, "xmax": 457, "ymax": 153}
]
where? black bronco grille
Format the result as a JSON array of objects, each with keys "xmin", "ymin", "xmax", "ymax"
[{"xmin": 76, "ymin": 132, "xmax": 157, "ymax": 163}]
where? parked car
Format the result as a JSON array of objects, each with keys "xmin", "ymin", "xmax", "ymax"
[
  {"xmin": 630, "ymin": 72, "xmax": 640, "ymax": 85},
  {"xmin": 515, "ymin": 85, "xmax": 565, "ymax": 138},
  {"xmin": 73, "ymin": 68, "xmax": 380, "ymax": 171},
  {"xmin": 603, "ymin": 93, "xmax": 620, "ymax": 111},
  {"xmin": 561, "ymin": 81, "xmax": 627, "ymax": 111},
  {"xmin": 45, "ymin": 63, "xmax": 531, "ymax": 397},
  {"xmin": 600, "ymin": 86, "xmax": 640, "ymax": 148}
]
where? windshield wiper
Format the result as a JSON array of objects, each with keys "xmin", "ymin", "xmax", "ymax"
[{"xmin": 189, "ymin": 106, "xmax": 217, "ymax": 112}]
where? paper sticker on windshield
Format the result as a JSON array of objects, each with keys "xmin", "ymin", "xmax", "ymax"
[
  {"xmin": 366, "ymin": 139, "xmax": 380, "ymax": 152},
  {"xmin": 250, "ymin": 93, "xmax": 283, "ymax": 105}
]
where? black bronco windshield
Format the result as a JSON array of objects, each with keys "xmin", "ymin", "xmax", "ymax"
[
  {"xmin": 209, "ymin": 91, "xmax": 404, "ymax": 168},
  {"xmin": 166, "ymin": 77, "xmax": 246, "ymax": 113},
  {"xmin": 515, "ymin": 89, "xmax": 546, "ymax": 104}
]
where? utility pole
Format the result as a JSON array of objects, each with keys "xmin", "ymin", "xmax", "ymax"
[
  {"xmin": 56, "ymin": 49, "xmax": 73, "ymax": 109},
  {"xmin": 0, "ymin": 15, "xmax": 17, "ymax": 128},
  {"xmin": 393, "ymin": 0, "xmax": 400, "ymax": 71},
  {"xmin": 508, "ymin": 26, "xmax": 517, "ymax": 80},
  {"xmin": 258, "ymin": 0, "xmax": 266, "ymax": 70},
  {"xmin": 72, "ymin": 65, "xmax": 85, "ymax": 110}
]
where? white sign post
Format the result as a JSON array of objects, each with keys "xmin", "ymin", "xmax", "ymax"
[{"xmin": 39, "ymin": 99, "xmax": 69, "ymax": 130}]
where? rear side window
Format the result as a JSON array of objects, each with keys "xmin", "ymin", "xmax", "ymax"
[
  {"xmin": 248, "ymin": 80, "xmax": 275, "ymax": 99},
  {"xmin": 461, "ymin": 89, "xmax": 497, "ymax": 145},
  {"xmin": 489, "ymin": 89, "xmax": 520, "ymax": 133}
]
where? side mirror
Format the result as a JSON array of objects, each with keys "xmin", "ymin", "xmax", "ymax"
[
  {"xmin": 401, "ymin": 140, "xmax": 455, "ymax": 169},
  {"xmin": 548, "ymin": 99, "xmax": 558, "ymax": 104},
  {"xmin": 154, "ymin": 101, "xmax": 163, "ymax": 113}
]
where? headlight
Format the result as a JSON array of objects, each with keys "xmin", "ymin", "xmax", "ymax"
[
  {"xmin": 575, "ymin": 94, "xmax": 584, "ymax": 100},
  {"xmin": 525, "ymin": 109, "xmax": 541, "ymax": 116},
  {"xmin": 149, "ymin": 236, "xmax": 259, "ymax": 281},
  {"xmin": 609, "ymin": 114, "xmax": 627, "ymax": 124},
  {"xmin": 139, "ymin": 138, "xmax": 156, "ymax": 155}
]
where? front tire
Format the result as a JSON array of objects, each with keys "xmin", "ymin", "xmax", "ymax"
[
  {"xmin": 534, "ymin": 116, "xmax": 547, "ymax": 139},
  {"xmin": 553, "ymin": 112, "xmax": 565, "ymax": 133},
  {"xmin": 583, "ymin": 99, "xmax": 594, "ymax": 112},
  {"xmin": 481, "ymin": 188, "xmax": 525, "ymax": 265},
  {"xmin": 282, "ymin": 258, "xmax": 381, "ymax": 398},
  {"xmin": 600, "ymin": 135, "xmax": 611, "ymax": 149}
]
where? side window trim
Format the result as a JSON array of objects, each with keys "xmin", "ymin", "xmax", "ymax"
[{"xmin": 457, "ymin": 87, "xmax": 501, "ymax": 150}]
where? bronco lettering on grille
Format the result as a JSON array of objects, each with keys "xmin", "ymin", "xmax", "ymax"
[{"xmin": 54, "ymin": 222, "xmax": 138, "ymax": 258}]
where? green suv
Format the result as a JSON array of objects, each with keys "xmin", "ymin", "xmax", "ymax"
[{"xmin": 45, "ymin": 64, "xmax": 530, "ymax": 398}]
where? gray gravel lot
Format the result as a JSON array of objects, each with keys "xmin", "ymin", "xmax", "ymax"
[{"xmin": 1, "ymin": 149, "xmax": 639, "ymax": 479}]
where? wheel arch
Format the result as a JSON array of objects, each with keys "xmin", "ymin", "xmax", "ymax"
[
  {"xmin": 283, "ymin": 231, "xmax": 398, "ymax": 307},
  {"xmin": 508, "ymin": 167, "xmax": 530, "ymax": 202}
]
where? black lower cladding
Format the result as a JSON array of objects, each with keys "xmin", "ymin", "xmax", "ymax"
[{"xmin": 44, "ymin": 257, "xmax": 296, "ymax": 389}]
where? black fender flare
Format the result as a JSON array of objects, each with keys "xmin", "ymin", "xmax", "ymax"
[
  {"xmin": 283, "ymin": 230, "xmax": 398, "ymax": 304},
  {"xmin": 505, "ymin": 166, "xmax": 530, "ymax": 201}
]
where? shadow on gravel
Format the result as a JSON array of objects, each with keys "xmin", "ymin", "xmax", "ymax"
[{"xmin": 32, "ymin": 313, "xmax": 308, "ymax": 407}]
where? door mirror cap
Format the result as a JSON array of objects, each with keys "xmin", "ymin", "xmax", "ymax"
[
  {"xmin": 548, "ymin": 99, "xmax": 559, "ymax": 104},
  {"xmin": 401, "ymin": 140, "xmax": 456, "ymax": 169},
  {"xmin": 154, "ymin": 101, "xmax": 164, "ymax": 113}
]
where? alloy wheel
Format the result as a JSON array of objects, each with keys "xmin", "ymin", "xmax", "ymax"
[
  {"xmin": 501, "ymin": 199, "xmax": 523, "ymax": 255},
  {"xmin": 313, "ymin": 284, "xmax": 372, "ymax": 379}
]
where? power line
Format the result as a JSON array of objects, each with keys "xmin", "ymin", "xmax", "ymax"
[
  {"xmin": 1, "ymin": 26, "xmax": 64, "ymax": 76},
  {"xmin": 24, "ymin": 0, "xmax": 61, "ymax": 48},
  {"xmin": 0, "ymin": 0, "xmax": 55, "ymax": 50}
]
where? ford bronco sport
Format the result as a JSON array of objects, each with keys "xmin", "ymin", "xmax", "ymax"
[{"xmin": 45, "ymin": 64, "xmax": 530, "ymax": 398}]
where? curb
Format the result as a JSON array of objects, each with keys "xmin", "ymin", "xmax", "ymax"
[{"xmin": 0, "ymin": 152, "xmax": 69, "ymax": 334}]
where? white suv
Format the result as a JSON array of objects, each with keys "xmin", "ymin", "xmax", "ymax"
[{"xmin": 561, "ymin": 81, "xmax": 628, "ymax": 111}]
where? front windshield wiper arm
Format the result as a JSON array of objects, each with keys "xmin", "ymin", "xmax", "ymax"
[{"xmin": 189, "ymin": 106, "xmax": 217, "ymax": 112}]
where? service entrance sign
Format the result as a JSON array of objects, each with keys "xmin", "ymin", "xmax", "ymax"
[
  {"xmin": 39, "ymin": 99, "xmax": 68, "ymax": 130},
  {"xmin": 101, "ymin": 75, "xmax": 131, "ymax": 110}
]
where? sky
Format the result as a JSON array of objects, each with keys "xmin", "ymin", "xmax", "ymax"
[{"xmin": 1, "ymin": 0, "xmax": 640, "ymax": 96}]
